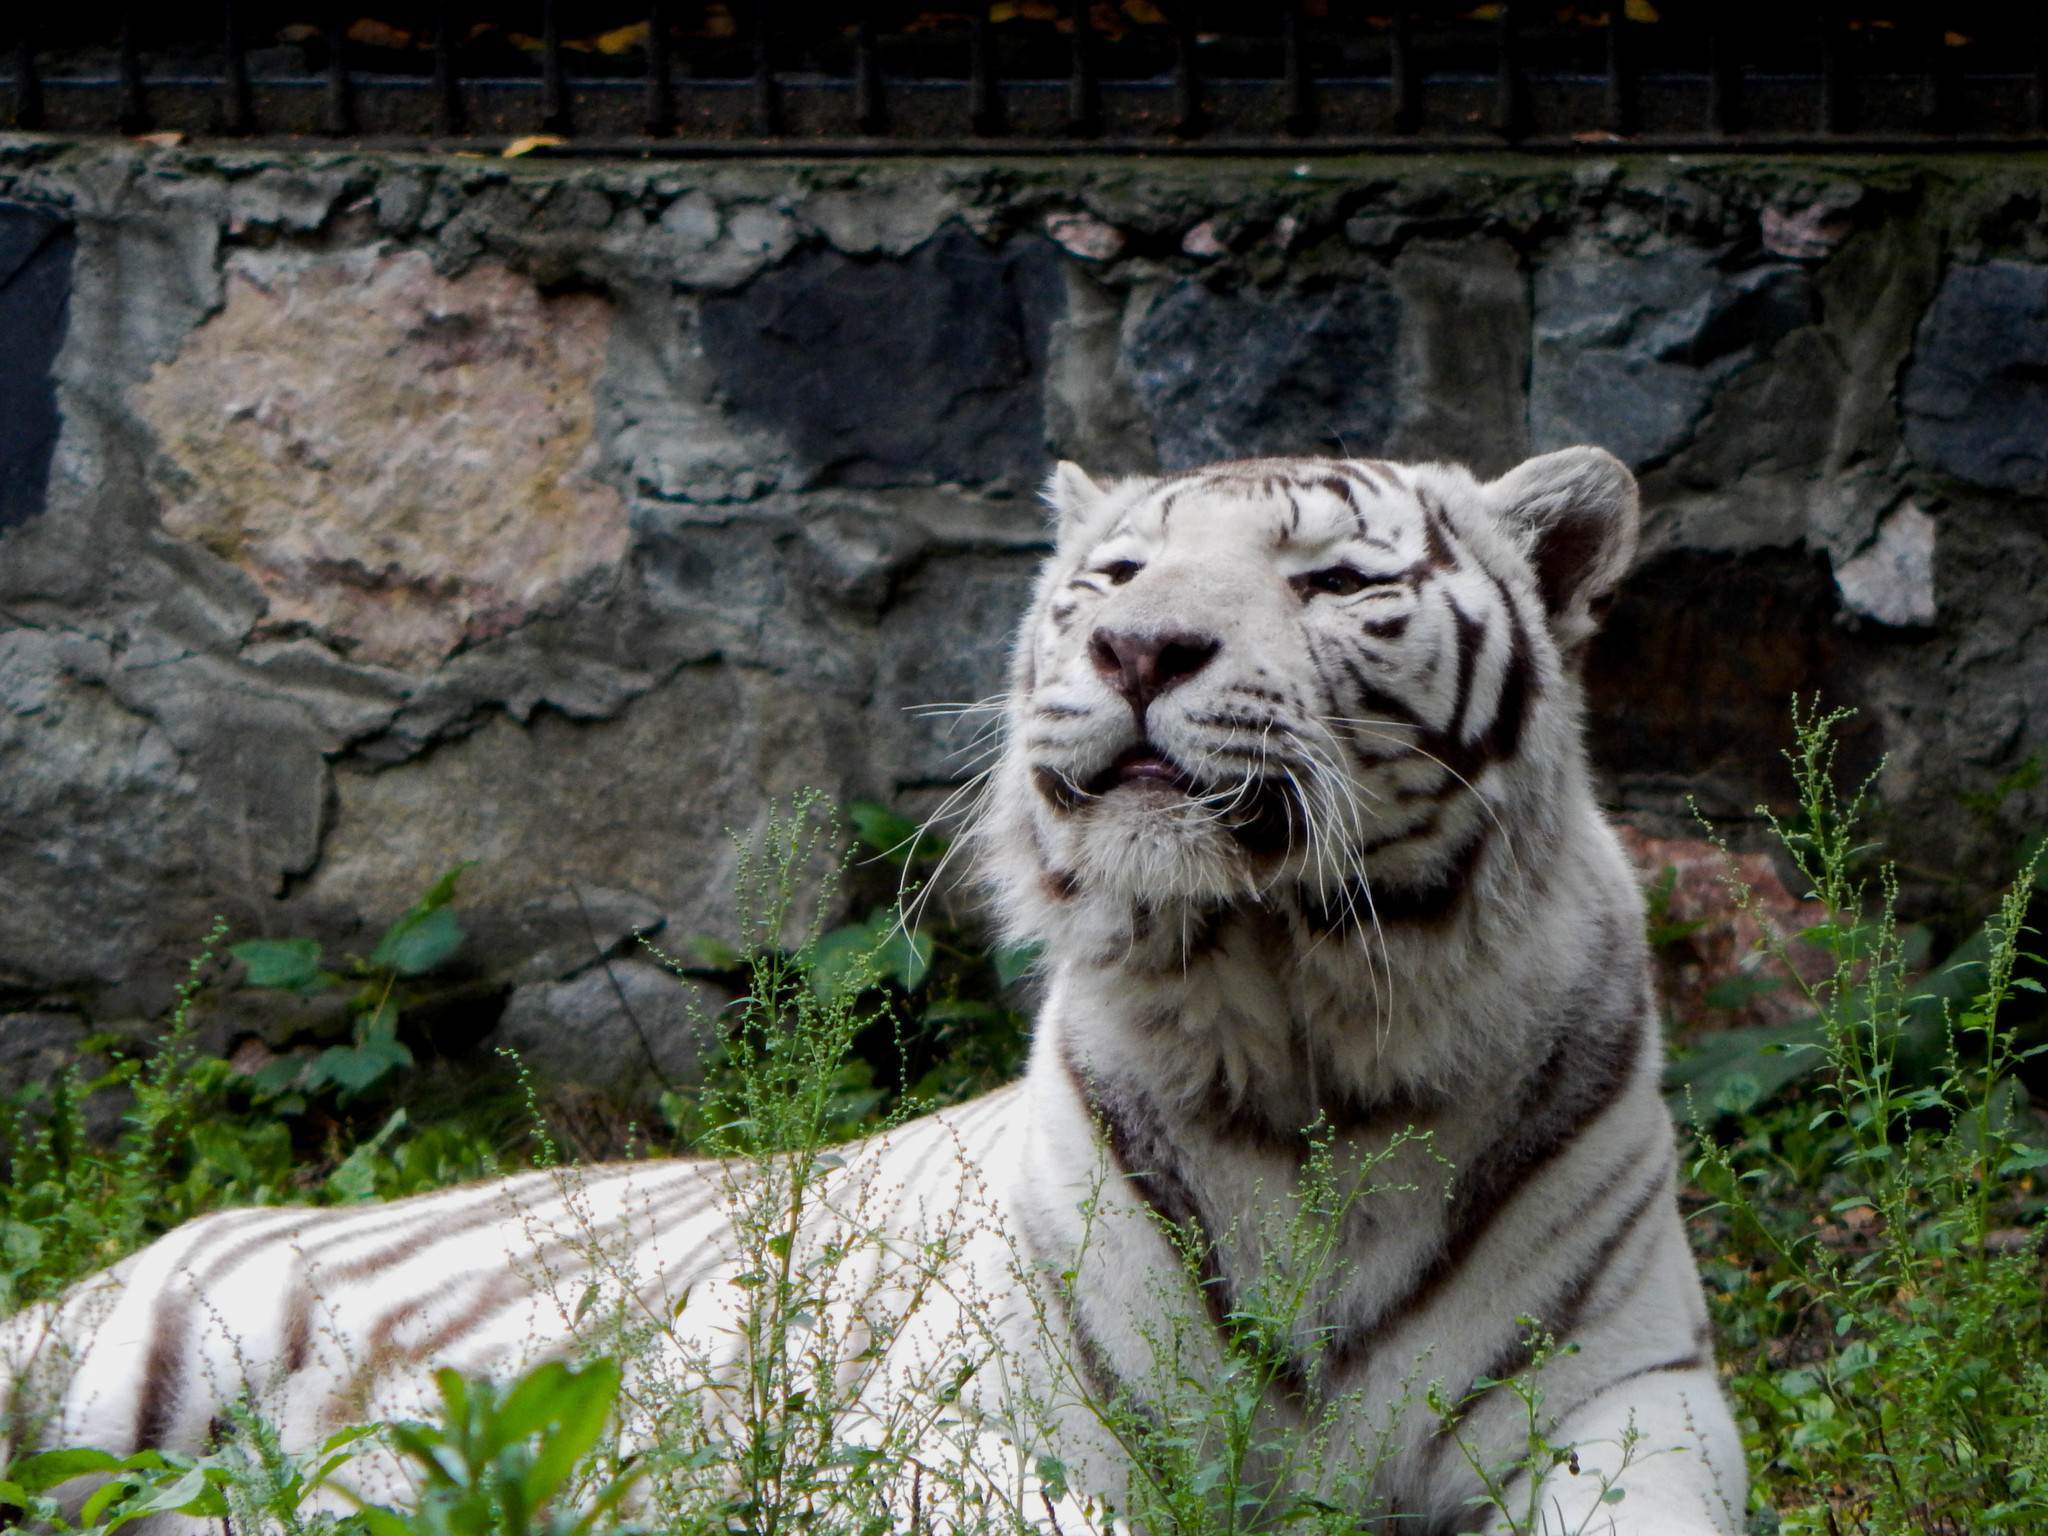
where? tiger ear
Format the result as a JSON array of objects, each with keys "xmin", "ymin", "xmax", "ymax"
[
  {"xmin": 1487, "ymin": 447, "xmax": 1639, "ymax": 645},
  {"xmin": 1045, "ymin": 460, "xmax": 1107, "ymax": 543}
]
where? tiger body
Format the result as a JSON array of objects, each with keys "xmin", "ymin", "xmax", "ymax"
[{"xmin": 3, "ymin": 449, "xmax": 1743, "ymax": 1534}]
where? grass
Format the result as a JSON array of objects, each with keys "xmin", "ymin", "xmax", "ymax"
[{"xmin": 2, "ymin": 710, "xmax": 2046, "ymax": 1533}]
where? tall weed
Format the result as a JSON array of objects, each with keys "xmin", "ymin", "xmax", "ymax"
[{"xmin": 1690, "ymin": 704, "xmax": 2048, "ymax": 1533}]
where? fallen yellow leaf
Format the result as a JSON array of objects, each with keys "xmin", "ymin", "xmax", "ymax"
[
  {"xmin": 1624, "ymin": 0, "xmax": 1659, "ymax": 21},
  {"xmin": 502, "ymin": 135, "xmax": 567, "ymax": 158},
  {"xmin": 348, "ymin": 17, "xmax": 412, "ymax": 49},
  {"xmin": 135, "ymin": 130, "xmax": 185, "ymax": 149},
  {"xmin": 1122, "ymin": 0, "xmax": 1168, "ymax": 22},
  {"xmin": 1461, "ymin": 4, "xmax": 1504, "ymax": 20},
  {"xmin": 1944, "ymin": 30, "xmax": 1971, "ymax": 46},
  {"xmin": 592, "ymin": 21, "xmax": 649, "ymax": 54}
]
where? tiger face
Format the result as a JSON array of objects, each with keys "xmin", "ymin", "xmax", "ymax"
[{"xmin": 986, "ymin": 448, "xmax": 1639, "ymax": 937}]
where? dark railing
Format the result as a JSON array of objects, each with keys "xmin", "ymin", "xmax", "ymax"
[{"xmin": 6, "ymin": 3, "xmax": 2047, "ymax": 153}]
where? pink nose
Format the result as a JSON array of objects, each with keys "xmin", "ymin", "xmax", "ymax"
[{"xmin": 1088, "ymin": 628, "xmax": 1220, "ymax": 720}]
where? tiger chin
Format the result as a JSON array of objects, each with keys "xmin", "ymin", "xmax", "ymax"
[{"xmin": 0, "ymin": 448, "xmax": 1743, "ymax": 1536}]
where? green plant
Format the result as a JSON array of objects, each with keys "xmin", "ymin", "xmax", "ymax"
[
  {"xmin": 0, "ymin": 874, "xmax": 511, "ymax": 1316},
  {"xmin": 233, "ymin": 865, "xmax": 474, "ymax": 1105},
  {"xmin": 353, "ymin": 1360, "xmax": 638, "ymax": 1536},
  {"xmin": 0, "ymin": 920, "xmax": 231, "ymax": 1310},
  {"xmin": 1690, "ymin": 703, "xmax": 2048, "ymax": 1533},
  {"xmin": 1429, "ymin": 1326, "xmax": 1653, "ymax": 1536},
  {"xmin": 618, "ymin": 793, "xmax": 1028, "ymax": 1536},
  {"xmin": 811, "ymin": 799, "xmax": 1035, "ymax": 1113},
  {"xmin": 1055, "ymin": 1127, "xmax": 1428, "ymax": 1536}
]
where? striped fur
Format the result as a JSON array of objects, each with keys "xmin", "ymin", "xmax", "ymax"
[{"xmin": 2, "ymin": 448, "xmax": 1742, "ymax": 1534}]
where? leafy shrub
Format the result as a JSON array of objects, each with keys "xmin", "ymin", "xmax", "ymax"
[
  {"xmin": 0, "ymin": 872, "xmax": 511, "ymax": 1314},
  {"xmin": 1687, "ymin": 705, "xmax": 2048, "ymax": 1533},
  {"xmin": 232, "ymin": 865, "xmax": 473, "ymax": 1104}
]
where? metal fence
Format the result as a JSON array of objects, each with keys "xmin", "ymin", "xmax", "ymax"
[{"xmin": 7, "ymin": 3, "xmax": 2048, "ymax": 153}]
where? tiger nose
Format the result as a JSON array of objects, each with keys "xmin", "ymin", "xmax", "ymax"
[{"xmin": 1088, "ymin": 628, "xmax": 1221, "ymax": 720}]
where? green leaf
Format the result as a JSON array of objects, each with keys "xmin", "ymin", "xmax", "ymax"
[
  {"xmin": 873, "ymin": 921, "xmax": 932, "ymax": 992},
  {"xmin": 232, "ymin": 938, "xmax": 325, "ymax": 992},
  {"xmin": 374, "ymin": 906, "xmax": 466, "ymax": 978},
  {"xmin": 1709, "ymin": 1072, "xmax": 1764, "ymax": 1117},
  {"xmin": 128, "ymin": 1465, "xmax": 220, "ymax": 1517},
  {"xmin": 356, "ymin": 999, "xmax": 401, "ymax": 1044},
  {"xmin": 808, "ymin": 923, "xmax": 879, "ymax": 1002},
  {"xmin": 923, "ymin": 999, "xmax": 999, "ymax": 1024},
  {"xmin": 308, "ymin": 1037, "xmax": 414, "ymax": 1096},
  {"xmin": 354, "ymin": 1506, "xmax": 416, "ymax": 1536},
  {"xmin": 416, "ymin": 863, "xmax": 470, "ymax": 915},
  {"xmin": 0, "ymin": 1219, "xmax": 44, "ymax": 1271},
  {"xmin": 326, "ymin": 1108, "xmax": 409, "ymax": 1201},
  {"xmin": 1997, "ymin": 1144, "xmax": 2048, "ymax": 1175},
  {"xmin": 993, "ymin": 942, "xmax": 1043, "ymax": 990},
  {"xmin": 7, "ymin": 1447, "xmax": 157, "ymax": 1492},
  {"xmin": 368, "ymin": 865, "xmax": 473, "ymax": 973},
  {"xmin": 1602, "ymin": 1486, "xmax": 1628, "ymax": 1504},
  {"xmin": 1665, "ymin": 1017, "xmax": 1826, "ymax": 1124},
  {"xmin": 683, "ymin": 933, "xmax": 743, "ymax": 971},
  {"xmin": 247, "ymin": 1055, "xmax": 306, "ymax": 1098},
  {"xmin": 848, "ymin": 800, "xmax": 937, "ymax": 865},
  {"xmin": 1704, "ymin": 974, "xmax": 1784, "ymax": 1012}
]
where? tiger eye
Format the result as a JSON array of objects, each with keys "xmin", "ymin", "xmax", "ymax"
[
  {"xmin": 1099, "ymin": 560, "xmax": 1143, "ymax": 586},
  {"xmin": 1293, "ymin": 565, "xmax": 1376, "ymax": 598}
]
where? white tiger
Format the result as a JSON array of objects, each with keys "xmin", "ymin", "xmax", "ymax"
[{"xmin": 1, "ymin": 447, "xmax": 1743, "ymax": 1535}]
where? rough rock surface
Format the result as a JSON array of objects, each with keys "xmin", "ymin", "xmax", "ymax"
[
  {"xmin": 139, "ymin": 247, "xmax": 628, "ymax": 669},
  {"xmin": 498, "ymin": 960, "xmax": 712, "ymax": 1095},
  {"xmin": 0, "ymin": 203, "xmax": 70, "ymax": 532},
  {"xmin": 1903, "ymin": 258, "xmax": 2048, "ymax": 495},
  {"xmin": 1123, "ymin": 275, "xmax": 1400, "ymax": 468},
  {"xmin": 700, "ymin": 226, "xmax": 1063, "ymax": 490},
  {"xmin": 1532, "ymin": 244, "xmax": 1811, "ymax": 470},
  {"xmin": 1, "ymin": 146, "xmax": 2045, "ymax": 1098}
]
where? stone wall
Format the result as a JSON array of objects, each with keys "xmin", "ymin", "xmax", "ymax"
[{"xmin": 3, "ymin": 141, "xmax": 2047, "ymax": 1093}]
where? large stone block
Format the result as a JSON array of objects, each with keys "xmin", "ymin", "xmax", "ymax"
[
  {"xmin": 1903, "ymin": 259, "xmax": 2048, "ymax": 494},
  {"xmin": 0, "ymin": 203, "xmax": 71, "ymax": 533},
  {"xmin": 0, "ymin": 640, "xmax": 201, "ymax": 990},
  {"xmin": 497, "ymin": 959, "xmax": 713, "ymax": 1097},
  {"xmin": 1532, "ymin": 245, "xmax": 1811, "ymax": 469},
  {"xmin": 300, "ymin": 661, "xmax": 851, "ymax": 953},
  {"xmin": 872, "ymin": 553, "xmax": 1042, "ymax": 787},
  {"xmin": 699, "ymin": 225, "xmax": 1063, "ymax": 490},
  {"xmin": 1122, "ymin": 274, "xmax": 1399, "ymax": 469},
  {"xmin": 1384, "ymin": 237, "xmax": 1530, "ymax": 478},
  {"xmin": 137, "ymin": 246, "xmax": 629, "ymax": 671}
]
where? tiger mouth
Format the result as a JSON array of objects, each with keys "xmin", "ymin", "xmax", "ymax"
[
  {"xmin": 1085, "ymin": 744, "xmax": 1199, "ymax": 797},
  {"xmin": 1055, "ymin": 747, "xmax": 1303, "ymax": 858}
]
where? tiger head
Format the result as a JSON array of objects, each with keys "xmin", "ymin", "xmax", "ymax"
[{"xmin": 979, "ymin": 447, "xmax": 1639, "ymax": 955}]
